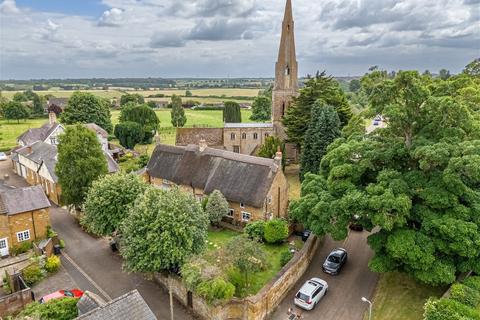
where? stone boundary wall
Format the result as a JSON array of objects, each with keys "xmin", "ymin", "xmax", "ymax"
[{"xmin": 155, "ymin": 235, "xmax": 321, "ymax": 320}]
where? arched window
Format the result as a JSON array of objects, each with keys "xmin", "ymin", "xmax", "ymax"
[
  {"xmin": 253, "ymin": 133, "xmax": 258, "ymax": 140},
  {"xmin": 242, "ymin": 133, "xmax": 247, "ymax": 139},
  {"xmin": 281, "ymin": 102, "xmax": 286, "ymax": 117},
  {"xmin": 231, "ymin": 133, "xmax": 236, "ymax": 140},
  {"xmin": 265, "ymin": 133, "xmax": 270, "ymax": 138},
  {"xmin": 285, "ymin": 65, "xmax": 290, "ymax": 76}
]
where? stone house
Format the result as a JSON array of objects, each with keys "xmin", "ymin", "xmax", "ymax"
[
  {"xmin": 145, "ymin": 141, "xmax": 289, "ymax": 226},
  {"xmin": 223, "ymin": 123, "xmax": 274, "ymax": 155},
  {"xmin": 0, "ymin": 185, "xmax": 51, "ymax": 256},
  {"xmin": 17, "ymin": 112, "xmax": 64, "ymax": 147}
]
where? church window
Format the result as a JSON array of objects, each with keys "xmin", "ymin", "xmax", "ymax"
[
  {"xmin": 282, "ymin": 103, "xmax": 286, "ymax": 117},
  {"xmin": 242, "ymin": 133, "xmax": 247, "ymax": 139},
  {"xmin": 253, "ymin": 133, "xmax": 258, "ymax": 140},
  {"xmin": 233, "ymin": 146, "xmax": 240, "ymax": 153},
  {"xmin": 285, "ymin": 66, "xmax": 290, "ymax": 76},
  {"xmin": 230, "ymin": 133, "xmax": 236, "ymax": 140},
  {"xmin": 265, "ymin": 133, "xmax": 270, "ymax": 138}
]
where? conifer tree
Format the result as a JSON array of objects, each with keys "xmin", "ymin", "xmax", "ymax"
[
  {"xmin": 170, "ymin": 95, "xmax": 187, "ymax": 127},
  {"xmin": 223, "ymin": 101, "xmax": 242, "ymax": 123}
]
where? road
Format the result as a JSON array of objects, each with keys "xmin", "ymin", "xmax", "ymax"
[
  {"xmin": 271, "ymin": 231, "xmax": 379, "ymax": 320},
  {"xmin": 0, "ymin": 159, "xmax": 194, "ymax": 320}
]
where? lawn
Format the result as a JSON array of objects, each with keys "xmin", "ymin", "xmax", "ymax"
[
  {"xmin": 205, "ymin": 229, "xmax": 293, "ymax": 297},
  {"xmin": 0, "ymin": 118, "xmax": 47, "ymax": 151},
  {"xmin": 367, "ymin": 272, "xmax": 446, "ymax": 320}
]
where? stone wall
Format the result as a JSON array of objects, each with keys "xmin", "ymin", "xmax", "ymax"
[
  {"xmin": 155, "ymin": 235, "xmax": 320, "ymax": 320},
  {"xmin": 0, "ymin": 288, "xmax": 32, "ymax": 317}
]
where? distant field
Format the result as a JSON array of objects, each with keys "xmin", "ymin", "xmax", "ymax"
[
  {"xmin": 0, "ymin": 109, "xmax": 255, "ymax": 151},
  {"xmin": 0, "ymin": 88, "xmax": 260, "ymax": 101}
]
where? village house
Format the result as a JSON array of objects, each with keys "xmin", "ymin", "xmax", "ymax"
[
  {"xmin": 145, "ymin": 141, "xmax": 289, "ymax": 226},
  {"xmin": 17, "ymin": 112, "xmax": 64, "ymax": 147},
  {"xmin": 0, "ymin": 184, "xmax": 51, "ymax": 257}
]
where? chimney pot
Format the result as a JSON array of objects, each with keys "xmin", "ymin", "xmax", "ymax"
[
  {"xmin": 274, "ymin": 146, "xmax": 282, "ymax": 167},
  {"xmin": 49, "ymin": 111, "xmax": 57, "ymax": 125}
]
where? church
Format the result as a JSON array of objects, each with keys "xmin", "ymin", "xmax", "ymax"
[{"xmin": 175, "ymin": 0, "xmax": 299, "ymax": 162}]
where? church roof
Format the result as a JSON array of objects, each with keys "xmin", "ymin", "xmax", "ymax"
[
  {"xmin": 224, "ymin": 123, "xmax": 273, "ymax": 128},
  {"xmin": 175, "ymin": 128, "xmax": 224, "ymax": 147},
  {"xmin": 147, "ymin": 144, "xmax": 280, "ymax": 208}
]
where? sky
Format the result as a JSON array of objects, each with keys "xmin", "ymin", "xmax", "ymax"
[{"xmin": 0, "ymin": 0, "xmax": 478, "ymax": 80}]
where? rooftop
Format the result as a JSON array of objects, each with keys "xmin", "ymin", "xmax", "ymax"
[
  {"xmin": 17, "ymin": 122, "xmax": 63, "ymax": 146},
  {"xmin": 0, "ymin": 185, "xmax": 50, "ymax": 215},
  {"xmin": 224, "ymin": 123, "xmax": 273, "ymax": 128}
]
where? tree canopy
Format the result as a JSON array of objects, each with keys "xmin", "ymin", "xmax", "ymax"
[
  {"xmin": 290, "ymin": 70, "xmax": 480, "ymax": 286},
  {"xmin": 61, "ymin": 92, "xmax": 113, "ymax": 133},
  {"xmin": 170, "ymin": 95, "xmax": 187, "ymax": 127},
  {"xmin": 56, "ymin": 125, "xmax": 108, "ymax": 208},
  {"xmin": 4, "ymin": 101, "xmax": 30, "ymax": 123},
  {"xmin": 120, "ymin": 187, "xmax": 209, "ymax": 272},
  {"xmin": 282, "ymin": 71, "xmax": 352, "ymax": 150},
  {"xmin": 119, "ymin": 103, "xmax": 159, "ymax": 143},
  {"xmin": 206, "ymin": 190, "xmax": 229, "ymax": 224},
  {"xmin": 223, "ymin": 101, "xmax": 242, "ymax": 123},
  {"xmin": 120, "ymin": 93, "xmax": 144, "ymax": 106},
  {"xmin": 300, "ymin": 103, "xmax": 341, "ymax": 180},
  {"xmin": 257, "ymin": 136, "xmax": 285, "ymax": 168},
  {"xmin": 250, "ymin": 96, "xmax": 271, "ymax": 122},
  {"xmin": 114, "ymin": 121, "xmax": 144, "ymax": 150},
  {"xmin": 83, "ymin": 173, "xmax": 148, "ymax": 236}
]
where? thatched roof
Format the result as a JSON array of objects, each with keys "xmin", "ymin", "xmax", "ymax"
[
  {"xmin": 175, "ymin": 128, "xmax": 224, "ymax": 147},
  {"xmin": 147, "ymin": 144, "xmax": 280, "ymax": 208}
]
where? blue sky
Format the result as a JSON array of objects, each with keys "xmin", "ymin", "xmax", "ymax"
[{"xmin": 0, "ymin": 0, "xmax": 478, "ymax": 79}]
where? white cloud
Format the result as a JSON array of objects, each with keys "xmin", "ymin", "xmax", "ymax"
[{"xmin": 0, "ymin": 0, "xmax": 477, "ymax": 79}]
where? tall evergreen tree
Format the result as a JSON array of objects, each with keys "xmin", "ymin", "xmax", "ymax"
[
  {"xmin": 300, "ymin": 103, "xmax": 341, "ymax": 180},
  {"xmin": 56, "ymin": 125, "xmax": 108, "ymax": 208},
  {"xmin": 32, "ymin": 94, "xmax": 45, "ymax": 115},
  {"xmin": 120, "ymin": 103, "xmax": 159, "ymax": 143},
  {"xmin": 170, "ymin": 95, "xmax": 187, "ymax": 127},
  {"xmin": 61, "ymin": 92, "xmax": 113, "ymax": 133},
  {"xmin": 283, "ymin": 71, "xmax": 351, "ymax": 151},
  {"xmin": 223, "ymin": 101, "xmax": 242, "ymax": 123},
  {"xmin": 250, "ymin": 96, "xmax": 271, "ymax": 122}
]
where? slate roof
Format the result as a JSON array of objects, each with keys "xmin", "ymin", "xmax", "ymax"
[
  {"xmin": 175, "ymin": 127, "xmax": 224, "ymax": 147},
  {"xmin": 77, "ymin": 291, "xmax": 106, "ymax": 316},
  {"xmin": 15, "ymin": 141, "xmax": 59, "ymax": 182},
  {"xmin": 85, "ymin": 123, "xmax": 109, "ymax": 139},
  {"xmin": 76, "ymin": 290, "xmax": 156, "ymax": 320},
  {"xmin": 104, "ymin": 151, "xmax": 120, "ymax": 174},
  {"xmin": 17, "ymin": 122, "xmax": 62, "ymax": 146},
  {"xmin": 147, "ymin": 144, "xmax": 280, "ymax": 208},
  {"xmin": 0, "ymin": 185, "xmax": 50, "ymax": 215},
  {"xmin": 224, "ymin": 123, "xmax": 274, "ymax": 128}
]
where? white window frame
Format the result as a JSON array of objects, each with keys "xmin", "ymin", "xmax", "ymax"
[
  {"xmin": 242, "ymin": 211, "xmax": 251, "ymax": 222},
  {"xmin": 240, "ymin": 202, "xmax": 245, "ymax": 208},
  {"xmin": 228, "ymin": 208, "xmax": 234, "ymax": 217},
  {"xmin": 16, "ymin": 230, "xmax": 31, "ymax": 242}
]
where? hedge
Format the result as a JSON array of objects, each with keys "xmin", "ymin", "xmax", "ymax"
[{"xmin": 449, "ymin": 283, "xmax": 480, "ymax": 308}]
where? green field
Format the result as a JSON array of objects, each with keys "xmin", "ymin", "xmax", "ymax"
[
  {"xmin": 0, "ymin": 109, "xmax": 255, "ymax": 151},
  {"xmin": 367, "ymin": 272, "xmax": 445, "ymax": 320}
]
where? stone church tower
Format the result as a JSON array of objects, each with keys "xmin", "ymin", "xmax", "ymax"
[{"xmin": 273, "ymin": 0, "xmax": 299, "ymax": 160}]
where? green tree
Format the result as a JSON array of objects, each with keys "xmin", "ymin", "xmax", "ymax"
[
  {"xmin": 120, "ymin": 187, "xmax": 209, "ymax": 272},
  {"xmin": 32, "ymin": 93, "xmax": 45, "ymax": 115},
  {"xmin": 61, "ymin": 92, "xmax": 113, "ymax": 133},
  {"xmin": 300, "ymin": 103, "xmax": 341, "ymax": 180},
  {"xmin": 206, "ymin": 190, "xmax": 229, "ymax": 224},
  {"xmin": 463, "ymin": 58, "xmax": 480, "ymax": 77},
  {"xmin": 4, "ymin": 101, "xmax": 30, "ymax": 123},
  {"xmin": 83, "ymin": 173, "xmax": 148, "ymax": 236},
  {"xmin": 223, "ymin": 101, "xmax": 242, "ymax": 123},
  {"xmin": 282, "ymin": 71, "xmax": 352, "ymax": 150},
  {"xmin": 170, "ymin": 95, "xmax": 187, "ymax": 127},
  {"xmin": 424, "ymin": 298, "xmax": 480, "ymax": 320},
  {"xmin": 225, "ymin": 235, "xmax": 268, "ymax": 290},
  {"xmin": 120, "ymin": 103, "xmax": 159, "ymax": 143},
  {"xmin": 147, "ymin": 101, "xmax": 157, "ymax": 109},
  {"xmin": 257, "ymin": 136, "xmax": 285, "ymax": 168},
  {"xmin": 290, "ymin": 71, "xmax": 480, "ymax": 286},
  {"xmin": 56, "ymin": 125, "xmax": 108, "ymax": 208},
  {"xmin": 439, "ymin": 69, "xmax": 451, "ymax": 80},
  {"xmin": 185, "ymin": 90, "xmax": 193, "ymax": 97},
  {"xmin": 114, "ymin": 121, "xmax": 145, "ymax": 150},
  {"xmin": 196, "ymin": 277, "xmax": 235, "ymax": 305},
  {"xmin": 13, "ymin": 92, "xmax": 28, "ymax": 102},
  {"xmin": 249, "ymin": 96, "xmax": 271, "ymax": 122},
  {"xmin": 17, "ymin": 297, "xmax": 78, "ymax": 320},
  {"xmin": 263, "ymin": 219, "xmax": 289, "ymax": 244},
  {"xmin": 349, "ymin": 79, "xmax": 361, "ymax": 92},
  {"xmin": 120, "ymin": 93, "xmax": 144, "ymax": 106}
]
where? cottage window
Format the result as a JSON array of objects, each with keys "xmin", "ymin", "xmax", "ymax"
[
  {"xmin": 16, "ymin": 230, "xmax": 31, "ymax": 242},
  {"xmin": 230, "ymin": 133, "xmax": 236, "ymax": 140},
  {"xmin": 253, "ymin": 133, "xmax": 258, "ymax": 140},
  {"xmin": 50, "ymin": 137, "xmax": 58, "ymax": 145},
  {"xmin": 233, "ymin": 146, "xmax": 240, "ymax": 153},
  {"xmin": 242, "ymin": 212, "xmax": 251, "ymax": 222},
  {"xmin": 242, "ymin": 133, "xmax": 247, "ymax": 139},
  {"xmin": 228, "ymin": 209, "xmax": 234, "ymax": 217},
  {"xmin": 240, "ymin": 202, "xmax": 245, "ymax": 208}
]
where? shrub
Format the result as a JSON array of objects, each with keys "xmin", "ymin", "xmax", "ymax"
[
  {"xmin": 244, "ymin": 221, "xmax": 265, "ymax": 241},
  {"xmin": 280, "ymin": 250, "xmax": 294, "ymax": 267},
  {"xmin": 196, "ymin": 277, "xmax": 235, "ymax": 305},
  {"xmin": 463, "ymin": 276, "xmax": 480, "ymax": 292},
  {"xmin": 423, "ymin": 297, "xmax": 480, "ymax": 320},
  {"xmin": 11, "ymin": 241, "xmax": 32, "ymax": 255},
  {"xmin": 45, "ymin": 255, "xmax": 61, "ymax": 273},
  {"xmin": 181, "ymin": 261, "xmax": 203, "ymax": 291},
  {"xmin": 206, "ymin": 190, "xmax": 229, "ymax": 224},
  {"xmin": 22, "ymin": 262, "xmax": 44, "ymax": 286},
  {"xmin": 18, "ymin": 297, "xmax": 78, "ymax": 320},
  {"xmin": 449, "ymin": 283, "xmax": 480, "ymax": 308},
  {"xmin": 59, "ymin": 239, "xmax": 66, "ymax": 249},
  {"xmin": 46, "ymin": 225, "xmax": 58, "ymax": 238},
  {"xmin": 264, "ymin": 219, "xmax": 289, "ymax": 244}
]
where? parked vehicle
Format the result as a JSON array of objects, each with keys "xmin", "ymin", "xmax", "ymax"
[
  {"xmin": 39, "ymin": 289, "xmax": 84, "ymax": 303},
  {"xmin": 322, "ymin": 248, "xmax": 348, "ymax": 275},
  {"xmin": 0, "ymin": 152, "xmax": 7, "ymax": 161},
  {"xmin": 373, "ymin": 120, "xmax": 380, "ymax": 126},
  {"xmin": 374, "ymin": 116, "xmax": 382, "ymax": 121},
  {"xmin": 294, "ymin": 278, "xmax": 328, "ymax": 310},
  {"xmin": 349, "ymin": 214, "xmax": 364, "ymax": 232}
]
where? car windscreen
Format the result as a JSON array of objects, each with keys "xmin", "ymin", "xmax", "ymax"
[
  {"xmin": 295, "ymin": 292, "xmax": 310, "ymax": 302},
  {"xmin": 328, "ymin": 255, "xmax": 341, "ymax": 263}
]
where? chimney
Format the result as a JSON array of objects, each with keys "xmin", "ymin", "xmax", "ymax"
[
  {"xmin": 274, "ymin": 146, "xmax": 282, "ymax": 167},
  {"xmin": 49, "ymin": 111, "xmax": 57, "ymax": 125},
  {"xmin": 199, "ymin": 139, "xmax": 207, "ymax": 152}
]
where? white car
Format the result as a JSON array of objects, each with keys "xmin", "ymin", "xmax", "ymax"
[
  {"xmin": 294, "ymin": 278, "xmax": 328, "ymax": 310},
  {"xmin": 0, "ymin": 152, "xmax": 7, "ymax": 161}
]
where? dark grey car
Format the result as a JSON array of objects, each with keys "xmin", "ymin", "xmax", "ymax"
[{"xmin": 322, "ymin": 248, "xmax": 348, "ymax": 275}]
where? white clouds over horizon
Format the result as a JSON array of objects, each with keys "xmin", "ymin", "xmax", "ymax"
[{"xmin": 0, "ymin": 0, "xmax": 477, "ymax": 79}]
